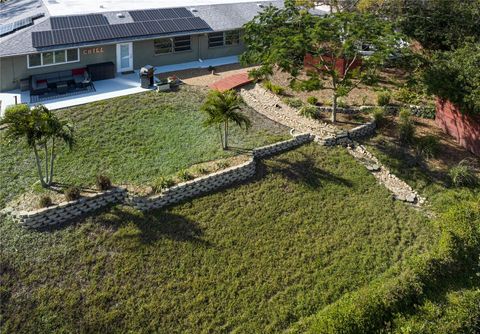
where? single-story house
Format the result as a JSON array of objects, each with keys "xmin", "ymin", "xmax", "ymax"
[{"xmin": 0, "ymin": 0, "xmax": 309, "ymax": 93}]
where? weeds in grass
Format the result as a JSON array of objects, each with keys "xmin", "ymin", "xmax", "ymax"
[
  {"xmin": 283, "ymin": 97, "xmax": 304, "ymax": 109},
  {"xmin": 96, "ymin": 174, "xmax": 112, "ymax": 191},
  {"xmin": 152, "ymin": 176, "xmax": 175, "ymax": 193},
  {"xmin": 377, "ymin": 91, "xmax": 391, "ymax": 106},
  {"xmin": 416, "ymin": 135, "xmax": 440, "ymax": 159},
  {"xmin": 216, "ymin": 161, "xmax": 230, "ymax": 169},
  {"xmin": 307, "ymin": 96, "xmax": 318, "ymax": 105},
  {"xmin": 449, "ymin": 159, "xmax": 478, "ymax": 187},
  {"xmin": 398, "ymin": 108, "xmax": 415, "ymax": 144},
  {"xmin": 177, "ymin": 169, "xmax": 194, "ymax": 182},
  {"xmin": 299, "ymin": 105, "xmax": 318, "ymax": 119},
  {"xmin": 64, "ymin": 186, "xmax": 81, "ymax": 201},
  {"xmin": 372, "ymin": 107, "xmax": 386, "ymax": 128},
  {"xmin": 38, "ymin": 195, "xmax": 53, "ymax": 208}
]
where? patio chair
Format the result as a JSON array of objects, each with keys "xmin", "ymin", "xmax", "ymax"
[{"xmin": 73, "ymin": 70, "xmax": 91, "ymax": 88}]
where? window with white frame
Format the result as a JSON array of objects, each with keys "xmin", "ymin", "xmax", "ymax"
[
  {"xmin": 27, "ymin": 48, "xmax": 79, "ymax": 68},
  {"xmin": 208, "ymin": 30, "xmax": 241, "ymax": 48}
]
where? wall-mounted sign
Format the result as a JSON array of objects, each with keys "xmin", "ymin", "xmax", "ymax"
[{"xmin": 82, "ymin": 47, "xmax": 104, "ymax": 55}]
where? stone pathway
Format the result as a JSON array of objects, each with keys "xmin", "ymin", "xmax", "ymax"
[
  {"xmin": 240, "ymin": 84, "xmax": 338, "ymax": 138},
  {"xmin": 240, "ymin": 84, "xmax": 426, "ymax": 206},
  {"xmin": 347, "ymin": 143, "xmax": 425, "ymax": 205}
]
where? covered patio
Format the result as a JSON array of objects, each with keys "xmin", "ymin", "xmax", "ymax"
[{"xmin": 0, "ymin": 55, "xmax": 239, "ymax": 116}]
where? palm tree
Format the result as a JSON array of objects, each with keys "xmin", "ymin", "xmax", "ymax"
[
  {"xmin": 201, "ymin": 90, "xmax": 251, "ymax": 150},
  {"xmin": 0, "ymin": 104, "xmax": 74, "ymax": 187}
]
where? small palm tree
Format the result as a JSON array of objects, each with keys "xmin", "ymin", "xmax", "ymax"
[
  {"xmin": 201, "ymin": 90, "xmax": 251, "ymax": 150},
  {"xmin": 0, "ymin": 104, "xmax": 74, "ymax": 187}
]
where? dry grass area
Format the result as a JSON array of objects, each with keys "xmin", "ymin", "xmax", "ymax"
[
  {"xmin": 318, "ymin": 111, "xmax": 372, "ymax": 131},
  {"xmin": 158, "ymin": 63, "xmax": 258, "ymax": 87},
  {"xmin": 270, "ymin": 68, "xmax": 410, "ymax": 106}
]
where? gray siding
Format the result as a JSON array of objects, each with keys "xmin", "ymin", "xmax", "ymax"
[{"xmin": 0, "ymin": 33, "xmax": 245, "ymax": 91}]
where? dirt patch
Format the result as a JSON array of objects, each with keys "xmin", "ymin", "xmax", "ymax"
[
  {"xmin": 269, "ymin": 68, "xmax": 419, "ymax": 107},
  {"xmin": 317, "ymin": 110, "xmax": 372, "ymax": 131},
  {"xmin": 157, "ymin": 63, "xmax": 259, "ymax": 87}
]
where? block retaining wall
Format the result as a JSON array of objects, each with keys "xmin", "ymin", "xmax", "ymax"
[
  {"xmin": 316, "ymin": 120, "xmax": 376, "ymax": 146},
  {"xmin": 5, "ymin": 134, "xmax": 313, "ymax": 228}
]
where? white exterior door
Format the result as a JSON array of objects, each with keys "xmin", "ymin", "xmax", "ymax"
[{"xmin": 116, "ymin": 42, "xmax": 133, "ymax": 72}]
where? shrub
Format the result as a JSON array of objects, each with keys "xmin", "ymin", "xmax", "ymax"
[
  {"xmin": 398, "ymin": 108, "xmax": 415, "ymax": 144},
  {"xmin": 177, "ymin": 169, "xmax": 194, "ymax": 182},
  {"xmin": 449, "ymin": 159, "xmax": 478, "ymax": 187},
  {"xmin": 415, "ymin": 105, "xmax": 436, "ymax": 119},
  {"xmin": 283, "ymin": 97, "xmax": 304, "ymax": 109},
  {"xmin": 152, "ymin": 176, "xmax": 175, "ymax": 193},
  {"xmin": 377, "ymin": 91, "xmax": 391, "ymax": 106},
  {"xmin": 64, "ymin": 186, "xmax": 81, "ymax": 201},
  {"xmin": 95, "ymin": 174, "xmax": 112, "ymax": 191},
  {"xmin": 216, "ymin": 161, "xmax": 230, "ymax": 169},
  {"xmin": 38, "ymin": 195, "xmax": 53, "ymax": 208},
  {"xmin": 395, "ymin": 87, "xmax": 421, "ymax": 105},
  {"xmin": 299, "ymin": 105, "xmax": 318, "ymax": 119},
  {"xmin": 307, "ymin": 96, "xmax": 318, "ymax": 105},
  {"xmin": 337, "ymin": 99, "xmax": 347, "ymax": 108},
  {"xmin": 416, "ymin": 135, "xmax": 440, "ymax": 159},
  {"xmin": 263, "ymin": 80, "xmax": 285, "ymax": 95},
  {"xmin": 371, "ymin": 107, "xmax": 386, "ymax": 127}
]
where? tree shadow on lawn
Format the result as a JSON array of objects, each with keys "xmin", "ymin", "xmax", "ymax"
[{"xmin": 258, "ymin": 151, "xmax": 353, "ymax": 190}]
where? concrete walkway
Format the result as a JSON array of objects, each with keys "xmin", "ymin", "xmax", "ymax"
[{"xmin": 0, "ymin": 55, "xmax": 240, "ymax": 115}]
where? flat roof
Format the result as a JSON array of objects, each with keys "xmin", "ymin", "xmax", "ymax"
[{"xmin": 41, "ymin": 0, "xmax": 275, "ymax": 16}]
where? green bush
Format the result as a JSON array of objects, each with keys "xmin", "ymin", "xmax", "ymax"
[
  {"xmin": 177, "ymin": 169, "xmax": 194, "ymax": 182},
  {"xmin": 283, "ymin": 97, "xmax": 304, "ymax": 109},
  {"xmin": 395, "ymin": 87, "xmax": 421, "ymax": 105},
  {"xmin": 398, "ymin": 108, "xmax": 415, "ymax": 144},
  {"xmin": 152, "ymin": 176, "xmax": 175, "ymax": 193},
  {"xmin": 64, "ymin": 186, "xmax": 81, "ymax": 201},
  {"xmin": 299, "ymin": 105, "xmax": 318, "ymax": 119},
  {"xmin": 307, "ymin": 96, "xmax": 319, "ymax": 105},
  {"xmin": 371, "ymin": 107, "xmax": 386, "ymax": 127},
  {"xmin": 377, "ymin": 91, "xmax": 391, "ymax": 106},
  {"xmin": 263, "ymin": 80, "xmax": 285, "ymax": 95},
  {"xmin": 415, "ymin": 105, "xmax": 436, "ymax": 119},
  {"xmin": 95, "ymin": 174, "xmax": 112, "ymax": 191},
  {"xmin": 416, "ymin": 135, "xmax": 440, "ymax": 159},
  {"xmin": 38, "ymin": 195, "xmax": 53, "ymax": 208},
  {"xmin": 449, "ymin": 159, "xmax": 478, "ymax": 187}
]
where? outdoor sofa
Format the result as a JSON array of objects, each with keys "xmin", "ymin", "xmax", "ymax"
[{"xmin": 30, "ymin": 68, "xmax": 91, "ymax": 95}]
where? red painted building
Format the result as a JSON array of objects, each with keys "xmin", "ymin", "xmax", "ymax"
[{"xmin": 435, "ymin": 98, "xmax": 480, "ymax": 156}]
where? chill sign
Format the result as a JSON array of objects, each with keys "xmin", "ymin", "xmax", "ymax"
[{"xmin": 82, "ymin": 47, "xmax": 104, "ymax": 55}]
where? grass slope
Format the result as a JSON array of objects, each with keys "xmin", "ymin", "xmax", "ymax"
[
  {"xmin": 0, "ymin": 86, "xmax": 288, "ymax": 207},
  {"xmin": 0, "ymin": 145, "xmax": 435, "ymax": 333}
]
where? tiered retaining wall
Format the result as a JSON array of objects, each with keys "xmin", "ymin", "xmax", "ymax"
[{"xmin": 5, "ymin": 134, "xmax": 313, "ymax": 228}]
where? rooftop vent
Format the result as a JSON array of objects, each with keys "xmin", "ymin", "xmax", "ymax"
[
  {"xmin": 257, "ymin": 3, "xmax": 264, "ymax": 8},
  {"xmin": 190, "ymin": 8, "xmax": 198, "ymax": 13},
  {"xmin": 116, "ymin": 12, "xmax": 125, "ymax": 18}
]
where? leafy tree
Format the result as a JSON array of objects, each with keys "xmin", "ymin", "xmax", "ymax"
[
  {"xmin": 397, "ymin": 0, "xmax": 480, "ymax": 51},
  {"xmin": 0, "ymin": 104, "xmax": 74, "ymax": 187},
  {"xmin": 201, "ymin": 90, "xmax": 251, "ymax": 150},
  {"xmin": 423, "ymin": 42, "xmax": 480, "ymax": 115},
  {"xmin": 242, "ymin": 2, "xmax": 398, "ymax": 122}
]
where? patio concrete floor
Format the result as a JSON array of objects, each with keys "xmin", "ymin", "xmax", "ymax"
[{"xmin": 0, "ymin": 55, "xmax": 239, "ymax": 116}]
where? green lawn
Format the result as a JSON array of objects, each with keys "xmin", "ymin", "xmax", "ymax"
[
  {"xmin": 0, "ymin": 86, "xmax": 289, "ymax": 207},
  {"xmin": 0, "ymin": 144, "xmax": 436, "ymax": 333}
]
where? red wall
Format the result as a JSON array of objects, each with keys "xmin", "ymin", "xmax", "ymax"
[
  {"xmin": 304, "ymin": 54, "xmax": 362, "ymax": 77},
  {"xmin": 435, "ymin": 98, "xmax": 480, "ymax": 156}
]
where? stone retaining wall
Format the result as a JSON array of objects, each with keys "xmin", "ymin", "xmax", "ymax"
[
  {"xmin": 9, "ymin": 188, "xmax": 126, "ymax": 229},
  {"xmin": 316, "ymin": 120, "xmax": 376, "ymax": 146},
  {"xmin": 6, "ymin": 134, "xmax": 313, "ymax": 228}
]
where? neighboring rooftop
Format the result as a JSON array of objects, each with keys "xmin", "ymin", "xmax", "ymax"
[{"xmin": 40, "ymin": 0, "xmax": 276, "ymax": 16}]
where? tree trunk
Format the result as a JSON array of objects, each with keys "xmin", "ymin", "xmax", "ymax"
[
  {"xmin": 218, "ymin": 124, "xmax": 224, "ymax": 150},
  {"xmin": 223, "ymin": 120, "xmax": 228, "ymax": 150},
  {"xmin": 49, "ymin": 138, "xmax": 55, "ymax": 186},
  {"xmin": 44, "ymin": 142, "xmax": 49, "ymax": 184},
  {"xmin": 331, "ymin": 93, "xmax": 338, "ymax": 123},
  {"xmin": 33, "ymin": 144, "xmax": 47, "ymax": 188}
]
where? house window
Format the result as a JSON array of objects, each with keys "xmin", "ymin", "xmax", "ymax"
[
  {"xmin": 225, "ymin": 30, "xmax": 240, "ymax": 45},
  {"xmin": 27, "ymin": 48, "xmax": 79, "ymax": 68},
  {"xmin": 208, "ymin": 32, "xmax": 225, "ymax": 48},
  {"xmin": 154, "ymin": 38, "xmax": 173, "ymax": 55},
  {"xmin": 208, "ymin": 30, "xmax": 241, "ymax": 48},
  {"xmin": 174, "ymin": 36, "xmax": 191, "ymax": 52}
]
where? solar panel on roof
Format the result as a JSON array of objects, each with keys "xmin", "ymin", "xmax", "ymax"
[
  {"xmin": 129, "ymin": 11, "xmax": 148, "ymax": 22},
  {"xmin": 173, "ymin": 8, "xmax": 194, "ymax": 18},
  {"xmin": 32, "ymin": 31, "xmax": 54, "ymax": 47},
  {"xmin": 86, "ymin": 14, "xmax": 109, "ymax": 26},
  {"xmin": 110, "ymin": 24, "xmax": 131, "ymax": 38},
  {"xmin": 174, "ymin": 18, "xmax": 195, "ymax": 31},
  {"xmin": 0, "ymin": 23, "xmax": 14, "ymax": 37},
  {"xmin": 0, "ymin": 13, "xmax": 41, "ymax": 37},
  {"xmin": 143, "ymin": 21, "xmax": 164, "ymax": 35},
  {"xmin": 69, "ymin": 15, "xmax": 90, "ymax": 28},
  {"xmin": 159, "ymin": 19, "xmax": 179, "ymax": 33},
  {"xmin": 72, "ymin": 27, "xmax": 94, "ymax": 43},
  {"xmin": 189, "ymin": 16, "xmax": 211, "ymax": 30},
  {"xmin": 160, "ymin": 8, "xmax": 179, "ymax": 20},
  {"xmin": 125, "ymin": 22, "xmax": 148, "ymax": 36},
  {"xmin": 52, "ymin": 29, "xmax": 75, "ymax": 45},
  {"xmin": 51, "ymin": 17, "xmax": 70, "ymax": 30},
  {"xmin": 91, "ymin": 25, "xmax": 113, "ymax": 40}
]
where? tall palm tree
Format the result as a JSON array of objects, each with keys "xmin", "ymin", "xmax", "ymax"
[
  {"xmin": 201, "ymin": 90, "xmax": 251, "ymax": 150},
  {"xmin": 0, "ymin": 104, "xmax": 74, "ymax": 187}
]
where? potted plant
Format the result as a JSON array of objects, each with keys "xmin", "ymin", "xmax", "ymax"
[{"xmin": 156, "ymin": 78, "xmax": 170, "ymax": 92}]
